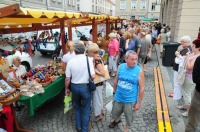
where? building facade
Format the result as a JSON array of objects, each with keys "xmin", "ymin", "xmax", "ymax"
[
  {"xmin": 115, "ymin": 0, "xmax": 160, "ymax": 20},
  {"xmin": 160, "ymin": 0, "xmax": 200, "ymax": 42},
  {"xmin": 0, "ymin": 0, "xmax": 77, "ymax": 11},
  {"xmin": 76, "ymin": 0, "xmax": 115, "ymax": 16}
]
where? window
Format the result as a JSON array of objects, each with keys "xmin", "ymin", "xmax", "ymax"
[
  {"xmin": 131, "ymin": 1, "xmax": 137, "ymax": 9},
  {"xmin": 57, "ymin": 0, "xmax": 62, "ymax": 3},
  {"xmin": 68, "ymin": 0, "xmax": 71, "ymax": 5},
  {"xmin": 151, "ymin": 3, "xmax": 155, "ymax": 11},
  {"xmin": 120, "ymin": 1, "xmax": 126, "ymax": 9},
  {"xmin": 140, "ymin": 1, "xmax": 146, "ymax": 9},
  {"xmin": 77, "ymin": 4, "xmax": 80, "ymax": 11},
  {"xmin": 96, "ymin": 6, "xmax": 97, "ymax": 13},
  {"xmin": 75, "ymin": 30, "xmax": 82, "ymax": 37},
  {"xmin": 92, "ymin": 5, "xmax": 94, "ymax": 12}
]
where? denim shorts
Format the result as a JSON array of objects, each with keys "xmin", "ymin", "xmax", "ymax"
[{"xmin": 111, "ymin": 101, "xmax": 136, "ymax": 126}]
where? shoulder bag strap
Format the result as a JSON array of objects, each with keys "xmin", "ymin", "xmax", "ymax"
[
  {"xmin": 86, "ymin": 56, "xmax": 92, "ymax": 79},
  {"xmin": 183, "ymin": 56, "xmax": 188, "ymax": 70}
]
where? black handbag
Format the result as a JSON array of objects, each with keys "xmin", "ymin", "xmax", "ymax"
[{"xmin": 86, "ymin": 56, "xmax": 96, "ymax": 91}]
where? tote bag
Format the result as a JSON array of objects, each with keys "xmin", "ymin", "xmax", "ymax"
[{"xmin": 177, "ymin": 57, "xmax": 187, "ymax": 85}]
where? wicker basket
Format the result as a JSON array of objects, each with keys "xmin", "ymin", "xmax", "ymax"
[
  {"xmin": 0, "ymin": 93, "xmax": 21, "ymax": 106},
  {"xmin": 8, "ymin": 80, "xmax": 26, "ymax": 88},
  {"xmin": 40, "ymin": 81, "xmax": 51, "ymax": 87},
  {"xmin": 0, "ymin": 88, "xmax": 16, "ymax": 101}
]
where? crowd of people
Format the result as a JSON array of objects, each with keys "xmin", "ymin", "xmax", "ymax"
[
  {"xmin": 62, "ymin": 21, "xmax": 200, "ymax": 132},
  {"xmin": 62, "ymin": 22, "xmax": 174, "ymax": 132}
]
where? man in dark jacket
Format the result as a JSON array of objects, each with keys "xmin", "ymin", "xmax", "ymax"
[{"xmin": 185, "ymin": 32, "xmax": 200, "ymax": 132}]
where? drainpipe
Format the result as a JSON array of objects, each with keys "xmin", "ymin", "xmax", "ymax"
[
  {"xmin": 46, "ymin": 0, "xmax": 49, "ymax": 10},
  {"xmin": 146, "ymin": 0, "xmax": 149, "ymax": 18},
  {"xmin": 20, "ymin": 0, "xmax": 22, "ymax": 6}
]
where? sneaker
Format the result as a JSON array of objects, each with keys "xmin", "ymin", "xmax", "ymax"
[
  {"xmin": 168, "ymin": 92, "xmax": 173, "ymax": 98},
  {"xmin": 76, "ymin": 128, "xmax": 81, "ymax": 132},
  {"xmin": 109, "ymin": 119, "xmax": 121, "ymax": 128},
  {"xmin": 182, "ymin": 111, "xmax": 188, "ymax": 117},
  {"xmin": 177, "ymin": 105, "xmax": 185, "ymax": 109}
]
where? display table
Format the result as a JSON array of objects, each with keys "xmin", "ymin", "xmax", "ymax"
[{"xmin": 19, "ymin": 76, "xmax": 65, "ymax": 116}]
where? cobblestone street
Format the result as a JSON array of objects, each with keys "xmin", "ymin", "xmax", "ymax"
[{"xmin": 16, "ymin": 50, "xmax": 158, "ymax": 132}]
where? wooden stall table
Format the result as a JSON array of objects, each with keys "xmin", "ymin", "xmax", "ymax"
[{"xmin": 19, "ymin": 76, "xmax": 65, "ymax": 116}]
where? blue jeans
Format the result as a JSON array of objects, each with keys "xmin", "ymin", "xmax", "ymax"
[{"xmin": 71, "ymin": 84, "xmax": 91, "ymax": 132}]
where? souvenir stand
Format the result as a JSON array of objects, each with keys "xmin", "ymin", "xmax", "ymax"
[{"xmin": 0, "ymin": 53, "xmax": 33, "ymax": 132}]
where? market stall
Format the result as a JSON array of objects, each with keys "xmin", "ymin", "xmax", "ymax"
[
  {"xmin": 19, "ymin": 76, "xmax": 65, "ymax": 116},
  {"xmin": 0, "ymin": 4, "xmax": 125, "ymax": 55}
]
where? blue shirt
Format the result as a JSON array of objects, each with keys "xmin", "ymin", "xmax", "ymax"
[
  {"xmin": 114, "ymin": 63, "xmax": 141, "ymax": 103},
  {"xmin": 125, "ymin": 40, "xmax": 135, "ymax": 51}
]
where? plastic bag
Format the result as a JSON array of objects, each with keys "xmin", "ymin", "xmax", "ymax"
[
  {"xmin": 105, "ymin": 100, "xmax": 113, "ymax": 113},
  {"xmin": 106, "ymin": 82, "xmax": 113, "ymax": 98},
  {"xmin": 64, "ymin": 93, "xmax": 73, "ymax": 114}
]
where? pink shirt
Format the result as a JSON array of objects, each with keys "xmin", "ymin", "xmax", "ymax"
[
  {"xmin": 186, "ymin": 54, "xmax": 200, "ymax": 79},
  {"xmin": 108, "ymin": 38, "xmax": 119, "ymax": 56}
]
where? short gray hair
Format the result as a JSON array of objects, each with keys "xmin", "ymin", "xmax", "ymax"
[
  {"xmin": 180, "ymin": 35, "xmax": 191, "ymax": 43},
  {"xmin": 125, "ymin": 50, "xmax": 137, "ymax": 58},
  {"xmin": 161, "ymin": 28, "xmax": 165, "ymax": 33},
  {"xmin": 12, "ymin": 55, "xmax": 20, "ymax": 63},
  {"xmin": 74, "ymin": 44, "xmax": 85, "ymax": 54},
  {"xmin": 128, "ymin": 28, "xmax": 135, "ymax": 34}
]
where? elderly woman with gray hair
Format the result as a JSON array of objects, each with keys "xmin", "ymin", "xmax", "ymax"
[
  {"xmin": 157, "ymin": 28, "xmax": 168, "ymax": 58},
  {"xmin": 171, "ymin": 36, "xmax": 192, "ymax": 110},
  {"xmin": 108, "ymin": 32, "xmax": 119, "ymax": 77},
  {"xmin": 11, "ymin": 55, "xmax": 26, "ymax": 78}
]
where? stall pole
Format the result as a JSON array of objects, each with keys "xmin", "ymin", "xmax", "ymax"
[
  {"xmin": 60, "ymin": 19, "xmax": 66, "ymax": 54},
  {"xmin": 92, "ymin": 19, "xmax": 98, "ymax": 43},
  {"xmin": 121, "ymin": 20, "xmax": 123, "ymax": 29},
  {"xmin": 115, "ymin": 20, "xmax": 117, "ymax": 30},
  {"xmin": 106, "ymin": 19, "xmax": 111, "ymax": 38},
  {"xmin": 68, "ymin": 21, "xmax": 72, "ymax": 41}
]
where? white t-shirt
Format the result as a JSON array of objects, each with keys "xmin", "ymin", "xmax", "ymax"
[
  {"xmin": 167, "ymin": 31, "xmax": 171, "ymax": 41},
  {"xmin": 66, "ymin": 54, "xmax": 95, "ymax": 84},
  {"xmin": 89, "ymin": 34, "xmax": 93, "ymax": 41},
  {"xmin": 145, "ymin": 34, "xmax": 152, "ymax": 44},
  {"xmin": 12, "ymin": 65, "xmax": 26, "ymax": 77},
  {"xmin": 62, "ymin": 51, "xmax": 76, "ymax": 64}
]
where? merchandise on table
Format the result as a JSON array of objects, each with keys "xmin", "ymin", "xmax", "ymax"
[
  {"xmin": 19, "ymin": 80, "xmax": 44, "ymax": 97},
  {"xmin": 21, "ymin": 64, "xmax": 64, "ymax": 86}
]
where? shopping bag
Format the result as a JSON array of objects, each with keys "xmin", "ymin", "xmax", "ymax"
[
  {"xmin": 106, "ymin": 82, "xmax": 113, "ymax": 98},
  {"xmin": 105, "ymin": 100, "xmax": 113, "ymax": 113},
  {"xmin": 64, "ymin": 93, "xmax": 73, "ymax": 114},
  {"xmin": 156, "ymin": 39, "xmax": 161, "ymax": 44}
]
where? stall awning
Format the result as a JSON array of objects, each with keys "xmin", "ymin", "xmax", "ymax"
[
  {"xmin": 19, "ymin": 7, "xmax": 81, "ymax": 19},
  {"xmin": 0, "ymin": 4, "xmax": 124, "ymax": 34}
]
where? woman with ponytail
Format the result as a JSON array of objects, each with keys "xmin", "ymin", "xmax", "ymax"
[{"xmin": 62, "ymin": 41, "xmax": 76, "ymax": 71}]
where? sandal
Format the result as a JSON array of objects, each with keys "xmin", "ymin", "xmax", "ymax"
[
  {"xmin": 95, "ymin": 115, "xmax": 103, "ymax": 122},
  {"xmin": 168, "ymin": 92, "xmax": 173, "ymax": 98},
  {"xmin": 111, "ymin": 73, "xmax": 116, "ymax": 77},
  {"xmin": 109, "ymin": 119, "xmax": 122, "ymax": 128}
]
